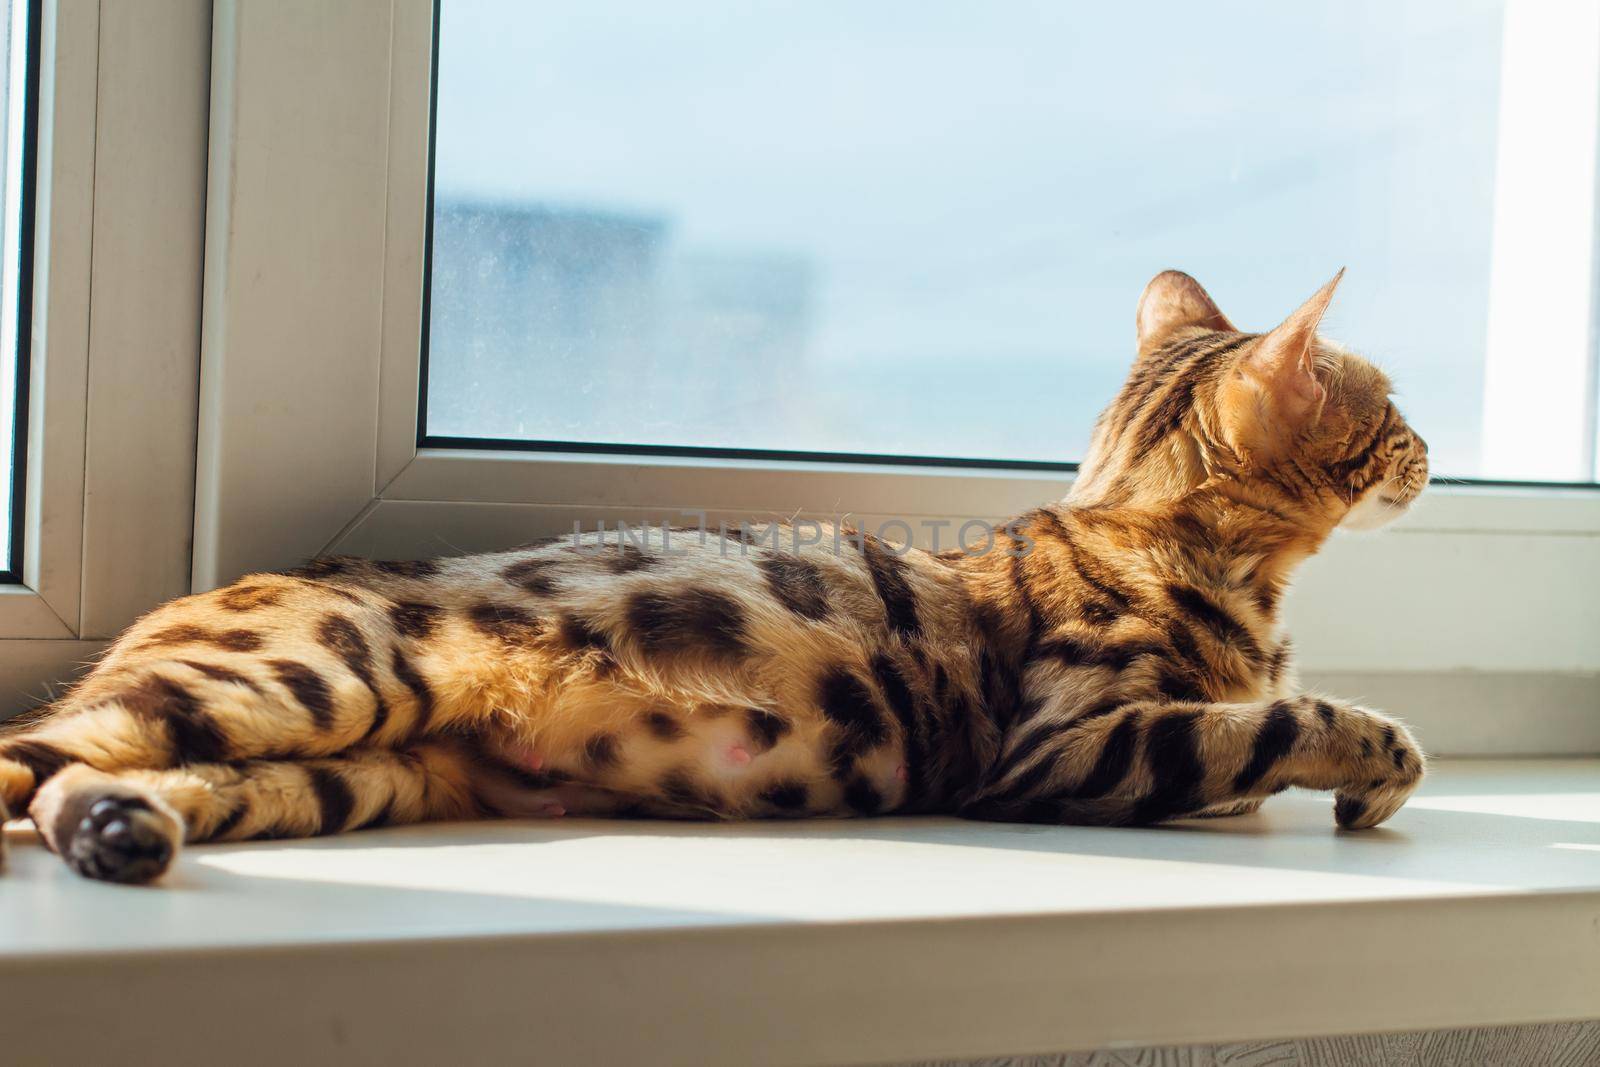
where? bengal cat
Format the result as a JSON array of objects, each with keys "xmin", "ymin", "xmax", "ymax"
[{"xmin": 0, "ymin": 269, "xmax": 1428, "ymax": 884}]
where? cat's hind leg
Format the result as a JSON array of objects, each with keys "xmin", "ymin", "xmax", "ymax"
[
  {"xmin": 0, "ymin": 633, "xmax": 443, "ymax": 817},
  {"xmin": 28, "ymin": 742, "xmax": 483, "ymax": 884}
]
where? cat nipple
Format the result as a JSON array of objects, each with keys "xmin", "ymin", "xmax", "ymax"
[
  {"xmin": 505, "ymin": 744, "xmax": 544, "ymax": 772},
  {"xmin": 896, "ymin": 764, "xmax": 908, "ymax": 783},
  {"xmin": 724, "ymin": 744, "xmax": 753, "ymax": 767},
  {"xmin": 532, "ymin": 801, "xmax": 565, "ymax": 818}
]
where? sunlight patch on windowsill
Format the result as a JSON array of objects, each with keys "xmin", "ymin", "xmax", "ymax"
[
  {"xmin": 1401, "ymin": 792, "xmax": 1600, "ymax": 823},
  {"xmin": 187, "ymin": 819, "xmax": 1502, "ymax": 924}
]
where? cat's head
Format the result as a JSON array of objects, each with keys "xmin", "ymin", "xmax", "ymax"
[{"xmin": 1070, "ymin": 269, "xmax": 1427, "ymax": 533}]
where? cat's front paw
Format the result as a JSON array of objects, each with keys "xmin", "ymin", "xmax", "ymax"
[
  {"xmin": 1192, "ymin": 797, "xmax": 1265, "ymax": 819},
  {"xmin": 1334, "ymin": 715, "xmax": 1425, "ymax": 830}
]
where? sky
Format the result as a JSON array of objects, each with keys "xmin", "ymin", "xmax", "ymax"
[{"xmin": 426, "ymin": 0, "xmax": 1518, "ymax": 474}]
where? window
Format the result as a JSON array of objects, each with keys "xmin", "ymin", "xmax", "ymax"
[
  {"xmin": 0, "ymin": 0, "xmax": 206, "ymax": 707},
  {"xmin": 0, "ymin": 0, "xmax": 1583, "ymax": 762},
  {"xmin": 425, "ymin": 0, "xmax": 1600, "ymax": 481},
  {"xmin": 190, "ymin": 0, "xmax": 1599, "ymax": 757},
  {"xmin": 0, "ymin": 0, "xmax": 34, "ymax": 578}
]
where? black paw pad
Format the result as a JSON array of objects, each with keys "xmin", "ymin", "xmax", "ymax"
[
  {"xmin": 1333, "ymin": 794, "xmax": 1368, "ymax": 829},
  {"xmin": 65, "ymin": 796, "xmax": 174, "ymax": 884}
]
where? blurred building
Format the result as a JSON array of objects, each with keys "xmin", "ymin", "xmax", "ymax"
[{"xmin": 426, "ymin": 198, "xmax": 813, "ymax": 447}]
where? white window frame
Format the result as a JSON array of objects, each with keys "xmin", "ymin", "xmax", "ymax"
[
  {"xmin": 0, "ymin": 0, "xmax": 210, "ymax": 709},
  {"xmin": 192, "ymin": 0, "xmax": 1600, "ymax": 756}
]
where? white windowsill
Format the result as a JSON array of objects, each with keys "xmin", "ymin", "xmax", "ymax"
[{"xmin": 3, "ymin": 758, "xmax": 1598, "ymax": 1064}]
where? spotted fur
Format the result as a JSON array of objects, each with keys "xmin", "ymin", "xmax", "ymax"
[{"xmin": 0, "ymin": 270, "xmax": 1429, "ymax": 884}]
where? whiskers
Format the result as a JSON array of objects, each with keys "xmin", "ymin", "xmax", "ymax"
[{"xmin": 1378, "ymin": 461, "xmax": 1427, "ymax": 507}]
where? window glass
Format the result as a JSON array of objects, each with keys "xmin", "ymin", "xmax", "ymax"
[
  {"xmin": 426, "ymin": 0, "xmax": 1598, "ymax": 481},
  {"xmin": 0, "ymin": 0, "xmax": 33, "ymax": 572}
]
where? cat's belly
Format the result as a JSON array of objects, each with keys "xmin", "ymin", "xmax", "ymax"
[{"xmin": 478, "ymin": 690, "xmax": 911, "ymax": 820}]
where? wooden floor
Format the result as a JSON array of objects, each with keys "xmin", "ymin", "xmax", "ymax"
[{"xmin": 911, "ymin": 1019, "xmax": 1600, "ymax": 1067}]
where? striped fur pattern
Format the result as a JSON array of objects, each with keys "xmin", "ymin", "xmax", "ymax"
[{"xmin": 0, "ymin": 270, "xmax": 1429, "ymax": 883}]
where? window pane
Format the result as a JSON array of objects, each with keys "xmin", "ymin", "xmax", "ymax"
[
  {"xmin": 426, "ymin": 0, "xmax": 1598, "ymax": 481},
  {"xmin": 0, "ymin": 0, "xmax": 30, "ymax": 571}
]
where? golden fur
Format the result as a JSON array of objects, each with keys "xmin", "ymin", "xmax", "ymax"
[{"xmin": 0, "ymin": 270, "xmax": 1429, "ymax": 883}]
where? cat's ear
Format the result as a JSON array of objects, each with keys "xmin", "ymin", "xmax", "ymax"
[
  {"xmin": 1135, "ymin": 270, "xmax": 1235, "ymax": 355},
  {"xmin": 1240, "ymin": 269, "xmax": 1342, "ymax": 426}
]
